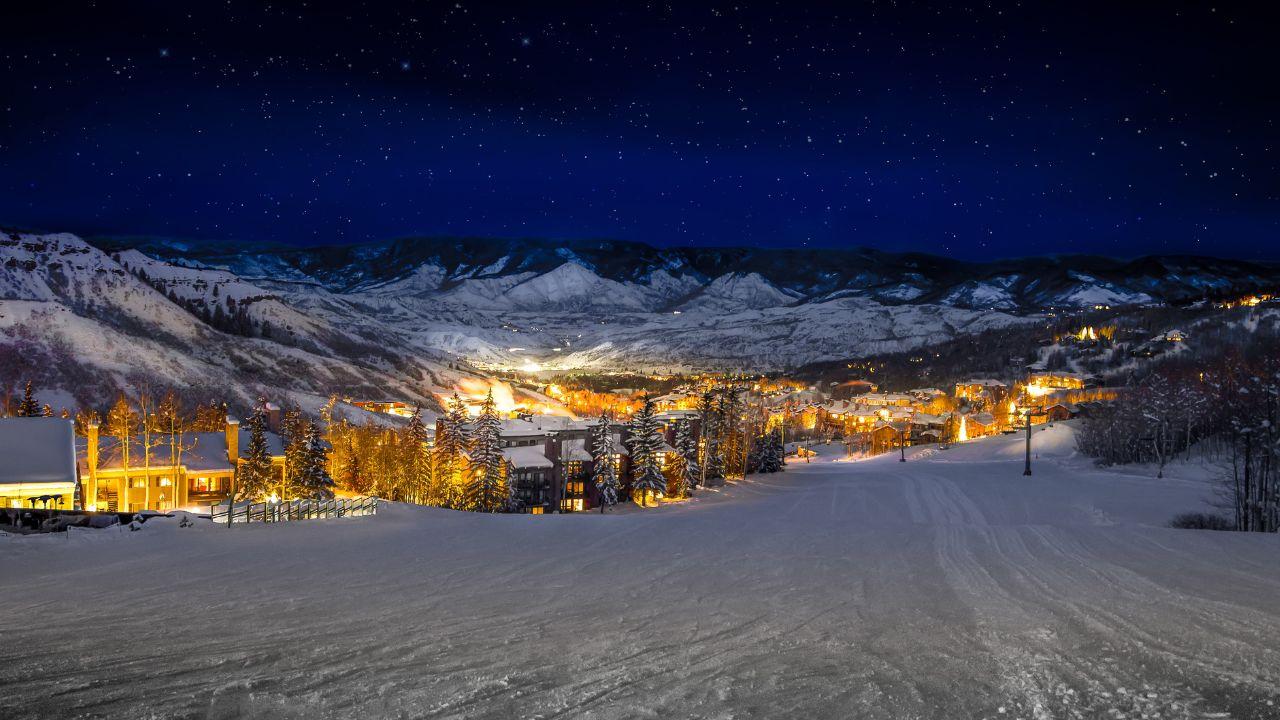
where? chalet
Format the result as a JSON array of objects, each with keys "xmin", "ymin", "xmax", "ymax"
[
  {"xmin": 77, "ymin": 416, "xmax": 287, "ymax": 513},
  {"xmin": 964, "ymin": 412, "xmax": 997, "ymax": 438},
  {"xmin": 869, "ymin": 422, "xmax": 906, "ymax": 455},
  {"xmin": 909, "ymin": 413, "xmax": 947, "ymax": 445},
  {"xmin": 0, "ymin": 418, "xmax": 79, "ymax": 510},
  {"xmin": 1043, "ymin": 403, "xmax": 1076, "ymax": 422},
  {"xmin": 854, "ymin": 393, "xmax": 915, "ymax": 408},
  {"xmin": 1026, "ymin": 371, "xmax": 1086, "ymax": 392},
  {"xmin": 954, "ymin": 379, "xmax": 1008, "ymax": 404}
]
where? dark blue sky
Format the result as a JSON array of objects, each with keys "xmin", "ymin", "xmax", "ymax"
[{"xmin": 2, "ymin": 2, "xmax": 1278, "ymax": 259}]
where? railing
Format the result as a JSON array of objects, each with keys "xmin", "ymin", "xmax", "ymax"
[{"xmin": 211, "ymin": 497, "xmax": 379, "ymax": 525}]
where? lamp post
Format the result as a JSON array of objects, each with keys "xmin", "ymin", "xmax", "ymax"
[{"xmin": 898, "ymin": 422, "xmax": 908, "ymax": 462}]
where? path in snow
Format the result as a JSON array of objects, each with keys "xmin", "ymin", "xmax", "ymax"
[{"xmin": 3, "ymin": 423, "xmax": 1279, "ymax": 719}]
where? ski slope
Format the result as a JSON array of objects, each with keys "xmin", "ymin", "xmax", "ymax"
[{"xmin": 3, "ymin": 424, "xmax": 1280, "ymax": 719}]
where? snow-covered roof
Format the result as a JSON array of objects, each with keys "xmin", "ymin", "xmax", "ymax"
[
  {"xmin": 495, "ymin": 416, "xmax": 592, "ymax": 439},
  {"xmin": 502, "ymin": 445, "xmax": 553, "ymax": 469},
  {"xmin": 76, "ymin": 429, "xmax": 285, "ymax": 473},
  {"xmin": 562, "ymin": 433, "xmax": 630, "ymax": 463},
  {"xmin": 957, "ymin": 378, "xmax": 1006, "ymax": 387},
  {"xmin": 0, "ymin": 418, "xmax": 78, "ymax": 489}
]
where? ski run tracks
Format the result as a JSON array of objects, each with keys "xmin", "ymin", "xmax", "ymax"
[{"xmin": 3, "ymin": 423, "xmax": 1279, "ymax": 719}]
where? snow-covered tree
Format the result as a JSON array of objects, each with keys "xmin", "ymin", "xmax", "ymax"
[
  {"xmin": 758, "ymin": 428, "xmax": 785, "ymax": 473},
  {"xmin": 238, "ymin": 399, "xmax": 275, "ymax": 501},
  {"xmin": 297, "ymin": 421, "xmax": 335, "ymax": 500},
  {"xmin": 590, "ymin": 414, "xmax": 620, "ymax": 512},
  {"xmin": 628, "ymin": 396, "xmax": 666, "ymax": 506},
  {"xmin": 16, "ymin": 381, "xmax": 40, "ymax": 417},
  {"xmin": 464, "ymin": 389, "xmax": 507, "ymax": 512},
  {"xmin": 673, "ymin": 419, "xmax": 699, "ymax": 497},
  {"xmin": 280, "ymin": 405, "xmax": 305, "ymax": 495}
]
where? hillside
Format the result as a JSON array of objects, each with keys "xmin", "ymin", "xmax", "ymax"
[{"xmin": 5, "ymin": 229, "xmax": 1280, "ymax": 409}]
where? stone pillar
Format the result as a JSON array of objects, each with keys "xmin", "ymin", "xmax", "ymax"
[{"xmin": 225, "ymin": 416, "xmax": 240, "ymax": 465}]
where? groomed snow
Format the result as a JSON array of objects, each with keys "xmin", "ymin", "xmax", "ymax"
[{"xmin": 3, "ymin": 423, "xmax": 1279, "ymax": 719}]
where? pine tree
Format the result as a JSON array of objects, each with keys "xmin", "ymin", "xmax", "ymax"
[
  {"xmin": 402, "ymin": 408, "xmax": 433, "ymax": 504},
  {"xmin": 434, "ymin": 392, "xmax": 472, "ymax": 508},
  {"xmin": 758, "ymin": 428, "xmax": 785, "ymax": 473},
  {"xmin": 628, "ymin": 396, "xmax": 666, "ymax": 506},
  {"xmin": 590, "ymin": 414, "xmax": 620, "ymax": 512},
  {"xmin": 280, "ymin": 406, "xmax": 305, "ymax": 497},
  {"xmin": 297, "ymin": 421, "xmax": 335, "ymax": 499},
  {"xmin": 465, "ymin": 389, "xmax": 507, "ymax": 512},
  {"xmin": 16, "ymin": 381, "xmax": 40, "ymax": 417},
  {"xmin": 671, "ymin": 419, "xmax": 699, "ymax": 497},
  {"xmin": 238, "ymin": 400, "xmax": 275, "ymax": 500},
  {"xmin": 697, "ymin": 390, "xmax": 722, "ymax": 484}
]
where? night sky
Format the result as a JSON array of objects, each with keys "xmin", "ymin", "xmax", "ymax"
[{"xmin": 2, "ymin": 2, "xmax": 1278, "ymax": 260}]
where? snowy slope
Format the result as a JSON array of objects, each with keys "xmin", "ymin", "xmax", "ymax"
[
  {"xmin": 0, "ymin": 232, "xmax": 467, "ymax": 414},
  {"xmin": 4, "ymin": 423, "xmax": 1278, "ymax": 719}
]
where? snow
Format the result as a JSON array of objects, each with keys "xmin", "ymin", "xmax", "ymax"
[
  {"xmin": 3, "ymin": 422, "xmax": 1278, "ymax": 718},
  {"xmin": 0, "ymin": 418, "xmax": 77, "ymax": 486},
  {"xmin": 502, "ymin": 445, "xmax": 554, "ymax": 469}
]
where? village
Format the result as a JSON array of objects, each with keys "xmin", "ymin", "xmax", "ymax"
[{"xmin": 0, "ymin": 355, "xmax": 1120, "ymax": 526}]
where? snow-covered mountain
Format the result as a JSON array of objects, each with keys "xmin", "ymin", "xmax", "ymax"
[{"xmin": 4, "ymin": 229, "xmax": 1279, "ymax": 408}]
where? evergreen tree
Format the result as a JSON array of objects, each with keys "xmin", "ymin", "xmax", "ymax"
[
  {"xmin": 697, "ymin": 390, "xmax": 721, "ymax": 484},
  {"xmin": 680, "ymin": 418, "xmax": 701, "ymax": 492},
  {"xmin": 672, "ymin": 419, "xmax": 700, "ymax": 497},
  {"xmin": 434, "ymin": 392, "xmax": 472, "ymax": 508},
  {"xmin": 238, "ymin": 400, "xmax": 275, "ymax": 500},
  {"xmin": 758, "ymin": 428, "xmax": 785, "ymax": 473},
  {"xmin": 628, "ymin": 396, "xmax": 666, "ymax": 506},
  {"xmin": 402, "ymin": 407, "xmax": 433, "ymax": 504},
  {"xmin": 16, "ymin": 381, "xmax": 40, "ymax": 417},
  {"xmin": 465, "ymin": 390, "xmax": 507, "ymax": 512},
  {"xmin": 590, "ymin": 414, "xmax": 620, "ymax": 512},
  {"xmin": 297, "ymin": 422, "xmax": 335, "ymax": 499},
  {"xmin": 280, "ymin": 406, "xmax": 305, "ymax": 496}
]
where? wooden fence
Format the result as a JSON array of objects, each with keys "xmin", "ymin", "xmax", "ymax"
[{"xmin": 211, "ymin": 497, "xmax": 378, "ymax": 525}]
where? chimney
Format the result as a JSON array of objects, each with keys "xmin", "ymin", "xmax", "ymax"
[
  {"xmin": 86, "ymin": 420, "xmax": 100, "ymax": 511},
  {"xmin": 225, "ymin": 416, "xmax": 240, "ymax": 465}
]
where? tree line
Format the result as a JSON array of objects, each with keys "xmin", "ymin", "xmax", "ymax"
[{"xmin": 1076, "ymin": 325, "xmax": 1280, "ymax": 532}]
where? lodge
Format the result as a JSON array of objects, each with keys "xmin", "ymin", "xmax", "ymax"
[
  {"xmin": 477, "ymin": 415, "xmax": 684, "ymax": 513},
  {"xmin": 77, "ymin": 415, "xmax": 287, "ymax": 512}
]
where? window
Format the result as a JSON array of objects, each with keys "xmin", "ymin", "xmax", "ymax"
[
  {"xmin": 129, "ymin": 478, "xmax": 147, "ymax": 488},
  {"xmin": 158, "ymin": 477, "xmax": 172, "ymax": 487},
  {"xmin": 530, "ymin": 506, "xmax": 544, "ymax": 515},
  {"xmin": 190, "ymin": 476, "xmax": 223, "ymax": 493}
]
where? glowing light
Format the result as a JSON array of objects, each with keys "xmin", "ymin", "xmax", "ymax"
[{"xmin": 957, "ymin": 415, "xmax": 968, "ymax": 442}]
